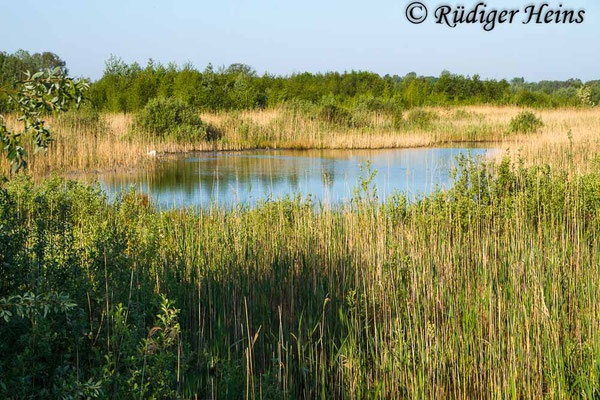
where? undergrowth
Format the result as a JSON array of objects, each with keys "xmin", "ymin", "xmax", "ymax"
[{"xmin": 1, "ymin": 155, "xmax": 600, "ymax": 398}]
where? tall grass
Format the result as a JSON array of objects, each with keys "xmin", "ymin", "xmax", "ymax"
[
  {"xmin": 2, "ymin": 105, "xmax": 599, "ymax": 175},
  {"xmin": 2, "ymin": 154, "xmax": 600, "ymax": 398}
]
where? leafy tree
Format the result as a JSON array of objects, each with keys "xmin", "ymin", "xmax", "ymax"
[
  {"xmin": 0, "ymin": 50, "xmax": 67, "ymax": 84},
  {"xmin": 86, "ymin": 56, "xmax": 594, "ymax": 112},
  {"xmin": 0, "ymin": 50, "xmax": 69, "ymax": 112},
  {"xmin": 0, "ymin": 68, "xmax": 88, "ymax": 172},
  {"xmin": 577, "ymin": 85, "xmax": 596, "ymax": 106}
]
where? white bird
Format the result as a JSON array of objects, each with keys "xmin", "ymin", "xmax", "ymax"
[{"xmin": 146, "ymin": 146, "xmax": 157, "ymax": 157}]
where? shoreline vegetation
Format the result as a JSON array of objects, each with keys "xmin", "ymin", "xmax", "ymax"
[
  {"xmin": 1, "ymin": 51, "xmax": 599, "ymax": 176},
  {"xmin": 1, "ymin": 105, "xmax": 599, "ymax": 176},
  {"xmin": 3, "ymin": 154, "xmax": 600, "ymax": 398},
  {"xmin": 3, "ymin": 51, "xmax": 600, "ymax": 398}
]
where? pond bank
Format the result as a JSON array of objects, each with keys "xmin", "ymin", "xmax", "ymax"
[{"xmin": 3, "ymin": 105, "xmax": 599, "ymax": 176}]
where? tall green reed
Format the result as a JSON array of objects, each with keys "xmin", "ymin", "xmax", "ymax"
[{"xmin": 1, "ymin": 155, "xmax": 600, "ymax": 398}]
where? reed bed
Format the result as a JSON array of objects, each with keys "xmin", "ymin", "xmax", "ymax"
[
  {"xmin": 2, "ymin": 106, "xmax": 599, "ymax": 175},
  {"xmin": 2, "ymin": 153, "xmax": 600, "ymax": 398}
]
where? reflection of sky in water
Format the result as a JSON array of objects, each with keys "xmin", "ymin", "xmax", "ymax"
[{"xmin": 92, "ymin": 147, "xmax": 494, "ymax": 209}]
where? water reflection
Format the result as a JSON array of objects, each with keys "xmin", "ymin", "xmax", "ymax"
[{"xmin": 92, "ymin": 147, "xmax": 493, "ymax": 208}]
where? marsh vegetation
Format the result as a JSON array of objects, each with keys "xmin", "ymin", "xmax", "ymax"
[
  {"xmin": 2, "ymin": 105, "xmax": 599, "ymax": 176},
  {"xmin": 3, "ymin": 155, "xmax": 600, "ymax": 398},
  {"xmin": 2, "ymin": 51, "xmax": 600, "ymax": 399}
]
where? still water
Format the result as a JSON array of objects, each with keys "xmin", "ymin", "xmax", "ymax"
[{"xmin": 94, "ymin": 147, "xmax": 493, "ymax": 208}]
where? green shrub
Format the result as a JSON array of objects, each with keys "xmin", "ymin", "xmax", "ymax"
[
  {"xmin": 0, "ymin": 92, "xmax": 10, "ymax": 113},
  {"xmin": 282, "ymin": 99, "xmax": 319, "ymax": 118},
  {"xmin": 509, "ymin": 111, "xmax": 544, "ymax": 134},
  {"xmin": 392, "ymin": 109, "xmax": 404, "ymax": 129},
  {"xmin": 352, "ymin": 95, "xmax": 396, "ymax": 113},
  {"xmin": 577, "ymin": 85, "xmax": 596, "ymax": 107},
  {"xmin": 350, "ymin": 96, "xmax": 403, "ymax": 129},
  {"xmin": 406, "ymin": 109, "xmax": 438, "ymax": 129},
  {"xmin": 134, "ymin": 97, "xmax": 208, "ymax": 141},
  {"xmin": 452, "ymin": 109, "xmax": 476, "ymax": 120},
  {"xmin": 318, "ymin": 103, "xmax": 354, "ymax": 127},
  {"xmin": 513, "ymin": 90, "xmax": 552, "ymax": 108}
]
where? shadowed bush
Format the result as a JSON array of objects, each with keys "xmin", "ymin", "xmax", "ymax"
[{"xmin": 318, "ymin": 103, "xmax": 354, "ymax": 127}]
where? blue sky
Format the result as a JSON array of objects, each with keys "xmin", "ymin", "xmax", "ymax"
[{"xmin": 1, "ymin": 0, "xmax": 598, "ymax": 81}]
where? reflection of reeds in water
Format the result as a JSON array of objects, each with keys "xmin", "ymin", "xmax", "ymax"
[
  {"xmin": 91, "ymin": 148, "xmax": 490, "ymax": 208},
  {"xmin": 2, "ymin": 106, "xmax": 600, "ymax": 175},
  {"xmin": 96, "ymin": 152, "xmax": 332, "ymax": 205}
]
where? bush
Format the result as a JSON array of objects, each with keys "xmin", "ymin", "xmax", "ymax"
[
  {"xmin": 509, "ymin": 111, "xmax": 544, "ymax": 134},
  {"xmin": 282, "ymin": 99, "xmax": 319, "ymax": 117},
  {"xmin": 406, "ymin": 109, "xmax": 438, "ymax": 129},
  {"xmin": 0, "ymin": 92, "xmax": 10, "ymax": 113},
  {"xmin": 134, "ymin": 97, "xmax": 208, "ymax": 141},
  {"xmin": 513, "ymin": 90, "xmax": 551, "ymax": 108},
  {"xmin": 352, "ymin": 95, "xmax": 396, "ymax": 113},
  {"xmin": 392, "ymin": 109, "xmax": 404, "ymax": 129},
  {"xmin": 318, "ymin": 103, "xmax": 354, "ymax": 127},
  {"xmin": 351, "ymin": 96, "xmax": 403, "ymax": 129},
  {"xmin": 452, "ymin": 109, "xmax": 476, "ymax": 120}
]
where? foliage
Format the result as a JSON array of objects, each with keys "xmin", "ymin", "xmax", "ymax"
[
  {"xmin": 352, "ymin": 94, "xmax": 396, "ymax": 113},
  {"xmin": 4, "ymin": 51, "xmax": 599, "ymax": 116},
  {"xmin": 0, "ymin": 50, "xmax": 68, "ymax": 112},
  {"xmin": 0, "ymin": 68, "xmax": 88, "ymax": 172},
  {"xmin": 0, "ymin": 291, "xmax": 76, "ymax": 323},
  {"xmin": 88, "ymin": 56, "xmax": 600, "ymax": 113},
  {"xmin": 405, "ymin": 109, "xmax": 438, "ymax": 129},
  {"xmin": 137, "ymin": 296, "xmax": 183, "ymax": 399},
  {"xmin": 317, "ymin": 101, "xmax": 354, "ymax": 127},
  {"xmin": 2, "ymin": 160, "xmax": 600, "ymax": 397},
  {"xmin": 577, "ymin": 84, "xmax": 596, "ymax": 106},
  {"xmin": 509, "ymin": 111, "xmax": 544, "ymax": 134},
  {"xmin": 0, "ymin": 291, "xmax": 103, "ymax": 399},
  {"xmin": 392, "ymin": 109, "xmax": 404, "ymax": 129},
  {"xmin": 512, "ymin": 89, "xmax": 553, "ymax": 107},
  {"xmin": 133, "ymin": 97, "xmax": 208, "ymax": 142}
]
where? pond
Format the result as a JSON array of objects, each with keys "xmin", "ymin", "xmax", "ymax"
[{"xmin": 92, "ymin": 147, "xmax": 494, "ymax": 208}]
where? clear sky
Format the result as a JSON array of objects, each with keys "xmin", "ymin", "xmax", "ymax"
[{"xmin": 1, "ymin": 0, "xmax": 598, "ymax": 81}]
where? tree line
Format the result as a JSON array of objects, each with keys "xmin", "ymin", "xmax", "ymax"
[{"xmin": 1, "ymin": 50, "xmax": 599, "ymax": 113}]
